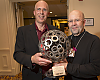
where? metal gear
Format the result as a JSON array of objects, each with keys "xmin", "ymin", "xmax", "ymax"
[{"xmin": 38, "ymin": 30, "xmax": 71, "ymax": 78}]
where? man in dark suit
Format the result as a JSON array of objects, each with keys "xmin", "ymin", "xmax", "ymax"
[
  {"xmin": 53, "ymin": 10, "xmax": 100, "ymax": 80},
  {"xmin": 13, "ymin": 0, "xmax": 58, "ymax": 80}
]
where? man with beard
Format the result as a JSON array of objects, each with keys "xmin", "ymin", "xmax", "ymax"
[{"xmin": 53, "ymin": 10, "xmax": 100, "ymax": 80}]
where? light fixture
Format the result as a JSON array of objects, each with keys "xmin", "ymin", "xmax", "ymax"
[
  {"xmin": 55, "ymin": 15, "xmax": 57, "ymax": 17},
  {"xmin": 50, "ymin": 12, "xmax": 52, "ymax": 13}
]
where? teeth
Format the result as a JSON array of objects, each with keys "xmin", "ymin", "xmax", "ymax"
[{"xmin": 39, "ymin": 16, "xmax": 44, "ymax": 18}]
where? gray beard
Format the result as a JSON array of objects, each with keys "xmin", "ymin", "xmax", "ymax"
[{"xmin": 72, "ymin": 30, "xmax": 80, "ymax": 36}]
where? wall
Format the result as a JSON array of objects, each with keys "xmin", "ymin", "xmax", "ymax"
[
  {"xmin": 0, "ymin": 0, "xmax": 19, "ymax": 75},
  {"xmin": 68, "ymin": 0, "xmax": 100, "ymax": 37}
]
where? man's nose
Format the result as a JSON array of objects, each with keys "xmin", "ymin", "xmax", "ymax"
[
  {"xmin": 72, "ymin": 20, "xmax": 76, "ymax": 25},
  {"xmin": 40, "ymin": 9, "xmax": 44, "ymax": 14}
]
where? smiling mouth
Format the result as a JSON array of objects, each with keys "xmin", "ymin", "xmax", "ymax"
[
  {"xmin": 39, "ymin": 16, "xmax": 44, "ymax": 19},
  {"xmin": 72, "ymin": 27, "xmax": 77, "ymax": 30}
]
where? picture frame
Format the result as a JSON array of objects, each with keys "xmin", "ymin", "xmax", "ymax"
[{"xmin": 85, "ymin": 18, "xmax": 94, "ymax": 26}]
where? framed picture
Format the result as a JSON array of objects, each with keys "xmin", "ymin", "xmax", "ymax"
[{"xmin": 85, "ymin": 18, "xmax": 94, "ymax": 26}]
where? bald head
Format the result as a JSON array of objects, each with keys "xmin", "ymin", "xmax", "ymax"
[
  {"xmin": 35, "ymin": 0, "xmax": 49, "ymax": 11},
  {"xmin": 69, "ymin": 10, "xmax": 84, "ymax": 20}
]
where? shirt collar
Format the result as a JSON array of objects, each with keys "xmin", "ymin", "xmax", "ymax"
[{"xmin": 35, "ymin": 23, "xmax": 49, "ymax": 32}]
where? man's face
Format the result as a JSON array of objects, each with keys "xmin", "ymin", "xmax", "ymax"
[
  {"xmin": 34, "ymin": 1, "xmax": 49, "ymax": 24},
  {"xmin": 68, "ymin": 11, "xmax": 85, "ymax": 36}
]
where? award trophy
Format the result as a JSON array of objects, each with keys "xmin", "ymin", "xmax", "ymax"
[{"xmin": 38, "ymin": 30, "xmax": 71, "ymax": 78}]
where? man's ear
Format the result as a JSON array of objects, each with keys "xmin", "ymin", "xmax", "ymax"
[
  {"xmin": 83, "ymin": 19, "xmax": 86, "ymax": 26},
  {"xmin": 33, "ymin": 11, "xmax": 35, "ymax": 16}
]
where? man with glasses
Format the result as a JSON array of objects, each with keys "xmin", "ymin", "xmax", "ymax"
[
  {"xmin": 53, "ymin": 10, "xmax": 100, "ymax": 80},
  {"xmin": 13, "ymin": 0, "xmax": 58, "ymax": 80}
]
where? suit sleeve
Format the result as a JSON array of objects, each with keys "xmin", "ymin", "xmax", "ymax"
[
  {"xmin": 13, "ymin": 27, "xmax": 35, "ymax": 69},
  {"xmin": 67, "ymin": 37, "xmax": 100, "ymax": 78}
]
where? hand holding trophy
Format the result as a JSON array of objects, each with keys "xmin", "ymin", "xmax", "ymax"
[{"xmin": 38, "ymin": 30, "xmax": 71, "ymax": 78}]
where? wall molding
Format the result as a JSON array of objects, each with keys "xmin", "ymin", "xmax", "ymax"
[
  {"xmin": 0, "ymin": 70, "xmax": 12, "ymax": 73},
  {"xmin": 2, "ymin": 54, "xmax": 8, "ymax": 68},
  {"xmin": 0, "ymin": 48, "xmax": 9, "ymax": 50}
]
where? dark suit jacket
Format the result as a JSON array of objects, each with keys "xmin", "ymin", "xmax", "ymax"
[
  {"xmin": 65, "ymin": 30, "xmax": 100, "ymax": 80},
  {"xmin": 13, "ymin": 23, "xmax": 58, "ymax": 80}
]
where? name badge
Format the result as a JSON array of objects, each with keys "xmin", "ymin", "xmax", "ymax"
[
  {"xmin": 52, "ymin": 66, "xmax": 66, "ymax": 76},
  {"xmin": 69, "ymin": 48, "xmax": 75, "ymax": 57}
]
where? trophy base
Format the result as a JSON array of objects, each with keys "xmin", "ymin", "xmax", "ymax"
[{"xmin": 44, "ymin": 66, "xmax": 66, "ymax": 78}]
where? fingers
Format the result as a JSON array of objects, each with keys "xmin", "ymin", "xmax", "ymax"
[
  {"xmin": 39, "ymin": 57, "xmax": 52, "ymax": 63},
  {"xmin": 38, "ymin": 52, "xmax": 52, "ymax": 63},
  {"xmin": 38, "ymin": 57, "xmax": 52, "ymax": 66},
  {"xmin": 59, "ymin": 58, "xmax": 67, "ymax": 63},
  {"xmin": 63, "ymin": 58, "xmax": 68, "ymax": 62},
  {"xmin": 33, "ymin": 52, "xmax": 52, "ymax": 66},
  {"xmin": 37, "ymin": 52, "xmax": 42, "ymax": 56},
  {"xmin": 39, "ymin": 61, "xmax": 50, "ymax": 66},
  {"xmin": 53, "ymin": 62, "xmax": 59, "ymax": 66}
]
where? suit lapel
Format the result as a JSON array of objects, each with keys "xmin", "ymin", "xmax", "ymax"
[
  {"xmin": 28, "ymin": 24, "xmax": 57, "ymax": 46},
  {"xmin": 29, "ymin": 24, "xmax": 39, "ymax": 46}
]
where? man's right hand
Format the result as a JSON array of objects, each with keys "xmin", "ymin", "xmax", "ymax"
[{"xmin": 31, "ymin": 52, "xmax": 52, "ymax": 66}]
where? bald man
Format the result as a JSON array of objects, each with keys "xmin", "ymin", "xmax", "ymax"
[
  {"xmin": 13, "ymin": 0, "xmax": 58, "ymax": 80},
  {"xmin": 53, "ymin": 10, "xmax": 100, "ymax": 80}
]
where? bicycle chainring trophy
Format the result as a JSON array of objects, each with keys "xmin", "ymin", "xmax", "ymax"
[{"xmin": 38, "ymin": 30, "xmax": 71, "ymax": 78}]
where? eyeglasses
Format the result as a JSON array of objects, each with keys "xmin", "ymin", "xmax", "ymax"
[{"xmin": 68, "ymin": 19, "xmax": 84, "ymax": 23}]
